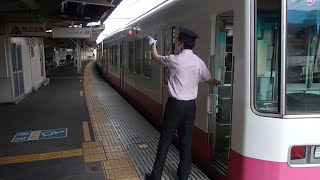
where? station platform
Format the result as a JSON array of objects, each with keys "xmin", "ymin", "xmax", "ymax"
[
  {"xmin": 0, "ymin": 62, "xmax": 210, "ymax": 180},
  {"xmin": 0, "ymin": 63, "xmax": 105, "ymax": 180},
  {"xmin": 84, "ymin": 62, "xmax": 210, "ymax": 180}
]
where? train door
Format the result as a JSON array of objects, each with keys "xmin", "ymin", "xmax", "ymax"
[
  {"xmin": 10, "ymin": 43, "xmax": 25, "ymax": 100},
  {"xmin": 211, "ymin": 11, "xmax": 234, "ymax": 173},
  {"xmin": 104, "ymin": 43, "xmax": 109, "ymax": 76},
  {"xmin": 161, "ymin": 26, "xmax": 177, "ymax": 113},
  {"xmin": 120, "ymin": 41, "xmax": 125, "ymax": 91},
  {"xmin": 102, "ymin": 44, "xmax": 106, "ymax": 72}
]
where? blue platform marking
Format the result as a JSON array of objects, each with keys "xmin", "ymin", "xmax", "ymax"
[
  {"xmin": 38, "ymin": 128, "xmax": 68, "ymax": 140},
  {"xmin": 11, "ymin": 128, "xmax": 68, "ymax": 142},
  {"xmin": 12, "ymin": 131, "xmax": 31, "ymax": 142}
]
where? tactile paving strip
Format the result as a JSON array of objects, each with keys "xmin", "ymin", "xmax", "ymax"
[
  {"xmin": 84, "ymin": 66, "xmax": 139, "ymax": 180},
  {"xmin": 86, "ymin": 62, "xmax": 210, "ymax": 180}
]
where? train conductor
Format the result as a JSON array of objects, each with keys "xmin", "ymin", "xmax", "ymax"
[{"xmin": 146, "ymin": 26, "xmax": 221, "ymax": 180}]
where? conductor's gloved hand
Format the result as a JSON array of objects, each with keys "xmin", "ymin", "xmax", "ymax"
[{"xmin": 148, "ymin": 36, "xmax": 157, "ymax": 46}]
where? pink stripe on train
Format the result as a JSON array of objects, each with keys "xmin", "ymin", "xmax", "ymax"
[{"xmin": 228, "ymin": 150, "xmax": 320, "ymax": 180}]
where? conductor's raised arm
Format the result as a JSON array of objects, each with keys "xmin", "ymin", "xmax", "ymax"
[{"xmin": 148, "ymin": 36, "xmax": 160, "ymax": 61}]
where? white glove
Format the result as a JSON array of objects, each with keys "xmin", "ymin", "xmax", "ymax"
[{"xmin": 148, "ymin": 36, "xmax": 157, "ymax": 46}]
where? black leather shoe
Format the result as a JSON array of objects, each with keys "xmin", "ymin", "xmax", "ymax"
[{"xmin": 145, "ymin": 173, "xmax": 153, "ymax": 180}]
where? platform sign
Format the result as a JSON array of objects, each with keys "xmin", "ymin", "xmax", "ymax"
[
  {"xmin": 52, "ymin": 27, "xmax": 92, "ymax": 38},
  {"xmin": 8, "ymin": 23, "xmax": 46, "ymax": 37},
  {"xmin": 11, "ymin": 128, "xmax": 68, "ymax": 142}
]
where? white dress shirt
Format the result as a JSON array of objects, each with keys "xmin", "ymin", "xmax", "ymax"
[{"xmin": 159, "ymin": 49, "xmax": 211, "ymax": 100}]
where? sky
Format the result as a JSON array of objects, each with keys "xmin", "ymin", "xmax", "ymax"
[{"xmin": 96, "ymin": 0, "xmax": 170, "ymax": 43}]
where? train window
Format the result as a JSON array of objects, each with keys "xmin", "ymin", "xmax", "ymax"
[
  {"xmin": 111, "ymin": 45, "xmax": 115, "ymax": 66},
  {"xmin": 107, "ymin": 46, "xmax": 111, "ymax": 64},
  {"xmin": 143, "ymin": 37, "xmax": 152, "ymax": 78},
  {"xmin": 128, "ymin": 41, "xmax": 134, "ymax": 72},
  {"xmin": 135, "ymin": 39, "xmax": 142, "ymax": 74},
  {"xmin": 103, "ymin": 48, "xmax": 107, "ymax": 65},
  {"xmin": 114, "ymin": 45, "xmax": 118, "ymax": 67},
  {"xmin": 120, "ymin": 42, "xmax": 124, "ymax": 69},
  {"xmin": 255, "ymin": 0, "xmax": 281, "ymax": 113},
  {"xmin": 109, "ymin": 46, "xmax": 113, "ymax": 65},
  {"xmin": 286, "ymin": 0, "xmax": 320, "ymax": 114}
]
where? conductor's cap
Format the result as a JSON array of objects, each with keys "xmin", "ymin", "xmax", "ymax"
[{"xmin": 178, "ymin": 26, "xmax": 199, "ymax": 41}]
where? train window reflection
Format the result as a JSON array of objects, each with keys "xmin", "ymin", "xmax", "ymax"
[
  {"xmin": 255, "ymin": 0, "xmax": 281, "ymax": 113},
  {"xmin": 114, "ymin": 45, "xmax": 118, "ymax": 67},
  {"xmin": 110, "ymin": 46, "xmax": 114, "ymax": 65},
  {"xmin": 286, "ymin": 0, "xmax": 320, "ymax": 113},
  {"xmin": 128, "ymin": 41, "xmax": 134, "ymax": 72},
  {"xmin": 135, "ymin": 39, "xmax": 142, "ymax": 74}
]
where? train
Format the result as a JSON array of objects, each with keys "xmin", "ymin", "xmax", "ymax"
[{"xmin": 96, "ymin": 0, "xmax": 320, "ymax": 179}]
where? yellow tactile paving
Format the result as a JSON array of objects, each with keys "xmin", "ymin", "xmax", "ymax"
[
  {"xmin": 61, "ymin": 149, "xmax": 83, "ymax": 158},
  {"xmin": 84, "ymin": 153, "xmax": 107, "ymax": 163},
  {"xmin": 82, "ymin": 141, "xmax": 103, "ymax": 148},
  {"xmin": 83, "ymin": 65, "xmax": 140, "ymax": 180},
  {"xmin": 105, "ymin": 167, "xmax": 138, "ymax": 179},
  {"xmin": 14, "ymin": 154, "xmax": 39, "ymax": 163},
  {"xmin": 83, "ymin": 141, "xmax": 107, "ymax": 162},
  {"xmin": 102, "ymin": 159, "xmax": 132, "ymax": 169},
  {"xmin": 38, "ymin": 152, "xmax": 61, "ymax": 161},
  {"xmin": 82, "ymin": 121, "xmax": 92, "ymax": 142},
  {"xmin": 118, "ymin": 177, "xmax": 141, "ymax": 180},
  {"xmin": 0, "ymin": 149, "xmax": 83, "ymax": 166},
  {"xmin": 104, "ymin": 145, "xmax": 124, "ymax": 153},
  {"xmin": 95, "ymin": 129, "xmax": 118, "ymax": 136},
  {"xmin": 83, "ymin": 147, "xmax": 105, "ymax": 155},
  {"xmin": 0, "ymin": 157, "xmax": 15, "ymax": 165},
  {"xmin": 101, "ymin": 140, "xmax": 123, "ymax": 147},
  {"xmin": 93, "ymin": 125, "xmax": 115, "ymax": 133},
  {"xmin": 106, "ymin": 152, "xmax": 128, "ymax": 160}
]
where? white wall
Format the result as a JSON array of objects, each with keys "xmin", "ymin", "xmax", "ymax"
[
  {"xmin": 0, "ymin": 29, "xmax": 46, "ymax": 103},
  {"xmin": 0, "ymin": 35, "xmax": 13, "ymax": 102},
  {"xmin": 8, "ymin": 37, "xmax": 44, "ymax": 100}
]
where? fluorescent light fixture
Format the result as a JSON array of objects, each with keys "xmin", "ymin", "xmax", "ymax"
[
  {"xmin": 96, "ymin": 0, "xmax": 176, "ymax": 44},
  {"xmin": 46, "ymin": 30, "xmax": 53, "ymax": 33},
  {"xmin": 66, "ymin": 0, "xmax": 115, "ymax": 7},
  {"xmin": 87, "ymin": 21, "xmax": 101, "ymax": 27},
  {"xmin": 126, "ymin": 0, "xmax": 176, "ymax": 27}
]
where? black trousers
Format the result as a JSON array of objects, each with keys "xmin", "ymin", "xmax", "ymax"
[{"xmin": 151, "ymin": 97, "xmax": 196, "ymax": 180}]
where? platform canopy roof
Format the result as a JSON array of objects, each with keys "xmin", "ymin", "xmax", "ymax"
[{"xmin": 0, "ymin": 0, "xmax": 123, "ymax": 48}]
